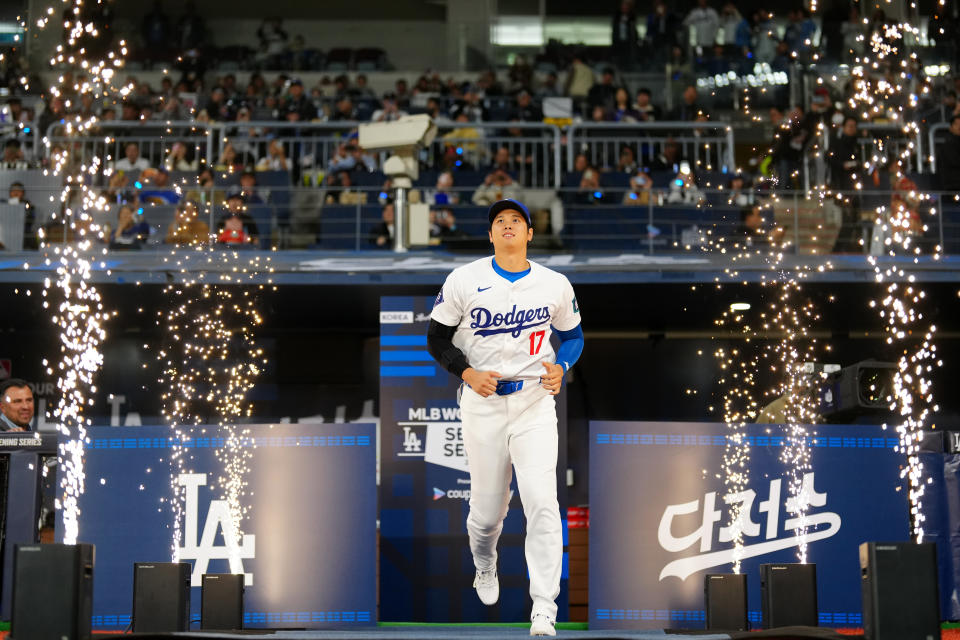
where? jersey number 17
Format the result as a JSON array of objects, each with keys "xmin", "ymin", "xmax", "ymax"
[{"xmin": 528, "ymin": 330, "xmax": 545, "ymax": 355}]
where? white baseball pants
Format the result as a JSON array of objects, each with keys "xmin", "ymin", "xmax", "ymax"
[{"xmin": 459, "ymin": 383, "xmax": 562, "ymax": 622}]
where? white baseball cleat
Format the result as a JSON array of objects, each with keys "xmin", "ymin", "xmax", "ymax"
[
  {"xmin": 473, "ymin": 568, "xmax": 499, "ymax": 605},
  {"xmin": 530, "ymin": 613, "xmax": 556, "ymax": 636}
]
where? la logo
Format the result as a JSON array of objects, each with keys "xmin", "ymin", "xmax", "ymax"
[{"xmin": 177, "ymin": 473, "xmax": 256, "ymax": 587}]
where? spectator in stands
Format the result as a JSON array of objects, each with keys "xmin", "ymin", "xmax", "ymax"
[
  {"xmin": 453, "ymin": 87, "xmax": 487, "ymax": 122},
  {"xmin": 430, "ymin": 208, "xmax": 469, "ymax": 246},
  {"xmin": 564, "ymin": 53, "xmax": 595, "ymax": 107},
  {"xmin": 508, "ymin": 56, "xmax": 534, "ymax": 94},
  {"xmin": 0, "ymin": 379, "xmax": 33, "ymax": 431},
  {"xmin": 667, "ymin": 170, "xmax": 705, "ymax": 205},
  {"xmin": 513, "ymin": 90, "xmax": 543, "ymax": 123},
  {"xmin": 352, "ymin": 74, "xmax": 377, "ymax": 100},
  {"xmin": 38, "ymin": 97, "xmax": 66, "ymax": 135},
  {"xmin": 726, "ymin": 175, "xmax": 755, "ymax": 207},
  {"xmin": 784, "ymin": 9, "xmax": 818, "ymax": 62},
  {"xmin": 256, "ymin": 17, "xmax": 289, "ymax": 68},
  {"xmin": 217, "ymin": 212, "xmax": 253, "ymax": 245},
  {"xmin": 331, "ymin": 97, "xmax": 357, "ymax": 122},
  {"xmin": 424, "ymin": 171, "xmax": 460, "ymax": 206},
  {"xmin": 371, "ymin": 93, "xmax": 408, "ymax": 123},
  {"xmin": 804, "ymin": 87, "xmax": 835, "ymax": 135},
  {"xmin": 574, "ymin": 164, "xmax": 602, "ymax": 204},
  {"xmin": 736, "ymin": 204, "xmax": 784, "ymax": 248},
  {"xmin": 107, "ymin": 204, "xmax": 151, "ymax": 249},
  {"xmin": 646, "ymin": 0, "xmax": 681, "ymax": 65},
  {"xmin": 720, "ymin": 3, "xmax": 751, "ymax": 56},
  {"xmin": 830, "ymin": 116, "xmax": 863, "ymax": 252},
  {"xmin": 369, "ymin": 202, "xmax": 395, "ymax": 248},
  {"xmin": 668, "ymin": 85, "xmax": 706, "ymax": 121},
  {"xmin": 215, "ymin": 142, "xmax": 247, "ymax": 173},
  {"xmin": 1, "ymin": 139, "xmax": 30, "ymax": 170},
  {"xmin": 114, "ymin": 142, "xmax": 151, "ymax": 173},
  {"xmin": 683, "ymin": 0, "xmax": 720, "ymax": 57},
  {"xmin": 218, "ymin": 191, "xmax": 260, "ymax": 244},
  {"xmin": 617, "ymin": 146, "xmax": 640, "ymax": 174},
  {"xmin": 771, "ymin": 105, "xmax": 808, "ymax": 190},
  {"xmin": 634, "ymin": 88, "xmax": 662, "ymax": 121},
  {"xmin": 613, "ymin": 89, "xmax": 641, "ymax": 123},
  {"xmin": 612, "ymin": 0, "xmax": 640, "ymax": 70},
  {"xmin": 238, "ymin": 170, "xmax": 266, "ymax": 205},
  {"xmin": 78, "ymin": 92, "xmax": 100, "ymax": 120},
  {"xmin": 441, "ymin": 113, "xmax": 482, "ymax": 170},
  {"xmin": 752, "ymin": 10, "xmax": 779, "ymax": 63},
  {"xmin": 648, "ymin": 140, "xmax": 682, "ymax": 172},
  {"xmin": 395, "ymin": 79, "xmax": 412, "ymax": 110},
  {"xmin": 328, "ymin": 141, "xmax": 377, "ymax": 174},
  {"xmin": 175, "ymin": 0, "xmax": 207, "ymax": 53},
  {"xmin": 840, "ymin": 6, "xmax": 865, "ymax": 63},
  {"xmin": 185, "ymin": 166, "xmax": 226, "ymax": 208},
  {"xmin": 165, "ymin": 200, "xmax": 209, "ymax": 245},
  {"xmin": 5, "ymin": 181, "xmax": 37, "ymax": 250},
  {"xmin": 284, "ymin": 79, "xmax": 316, "ymax": 122},
  {"xmin": 622, "ymin": 171, "xmax": 653, "ymax": 205},
  {"xmin": 325, "ymin": 171, "xmax": 367, "ymax": 205},
  {"xmin": 426, "ymin": 97, "xmax": 450, "ymax": 124},
  {"xmin": 587, "ymin": 68, "xmax": 619, "ymax": 113},
  {"xmin": 485, "ymin": 147, "xmax": 514, "ymax": 175},
  {"xmin": 164, "ymin": 141, "xmax": 198, "ymax": 172},
  {"xmin": 256, "ymin": 140, "xmax": 291, "ymax": 171},
  {"xmin": 472, "ymin": 169, "xmax": 523, "ymax": 206},
  {"xmin": 536, "ymin": 72, "xmax": 561, "ymax": 99},
  {"xmin": 139, "ymin": 168, "xmax": 180, "ymax": 204}
]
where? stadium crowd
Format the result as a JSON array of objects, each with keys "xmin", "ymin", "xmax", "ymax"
[{"xmin": 1, "ymin": 0, "xmax": 959, "ymax": 254}]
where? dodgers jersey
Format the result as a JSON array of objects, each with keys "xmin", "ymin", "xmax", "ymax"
[{"xmin": 431, "ymin": 257, "xmax": 581, "ymax": 380}]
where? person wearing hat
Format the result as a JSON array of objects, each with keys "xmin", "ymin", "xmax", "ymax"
[
  {"xmin": 216, "ymin": 189, "xmax": 260, "ymax": 245},
  {"xmin": 427, "ymin": 199, "xmax": 584, "ymax": 637}
]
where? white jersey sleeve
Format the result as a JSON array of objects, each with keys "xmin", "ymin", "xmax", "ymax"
[
  {"xmin": 550, "ymin": 276, "xmax": 581, "ymax": 332},
  {"xmin": 430, "ymin": 270, "xmax": 464, "ymax": 327}
]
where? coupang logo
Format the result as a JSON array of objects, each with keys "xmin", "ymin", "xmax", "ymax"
[{"xmin": 470, "ymin": 305, "xmax": 550, "ymax": 338}]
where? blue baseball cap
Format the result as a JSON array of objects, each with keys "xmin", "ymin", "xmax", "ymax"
[{"xmin": 487, "ymin": 199, "xmax": 532, "ymax": 228}]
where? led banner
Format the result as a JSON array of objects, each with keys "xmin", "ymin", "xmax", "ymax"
[
  {"xmin": 379, "ymin": 295, "xmax": 568, "ymax": 622},
  {"xmin": 57, "ymin": 423, "xmax": 377, "ymax": 630},
  {"xmin": 589, "ymin": 421, "xmax": 909, "ymax": 630}
]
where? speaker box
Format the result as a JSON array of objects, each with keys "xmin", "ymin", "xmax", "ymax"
[
  {"xmin": 201, "ymin": 573, "xmax": 244, "ymax": 630},
  {"xmin": 132, "ymin": 562, "xmax": 192, "ymax": 632},
  {"xmin": 760, "ymin": 562, "xmax": 818, "ymax": 628},
  {"xmin": 860, "ymin": 542, "xmax": 939, "ymax": 640},
  {"xmin": 705, "ymin": 573, "xmax": 748, "ymax": 631},
  {"xmin": 11, "ymin": 543, "xmax": 94, "ymax": 640}
]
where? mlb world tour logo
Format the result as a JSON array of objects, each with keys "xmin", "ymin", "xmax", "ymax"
[
  {"xmin": 177, "ymin": 473, "xmax": 256, "ymax": 587},
  {"xmin": 657, "ymin": 472, "xmax": 840, "ymax": 581}
]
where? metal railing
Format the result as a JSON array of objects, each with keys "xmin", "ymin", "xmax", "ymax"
[
  {"xmin": 45, "ymin": 120, "xmax": 564, "ymax": 190},
  {"xmin": 566, "ymin": 122, "xmax": 736, "ymax": 176},
  {"xmin": 928, "ymin": 123, "xmax": 950, "ymax": 174}
]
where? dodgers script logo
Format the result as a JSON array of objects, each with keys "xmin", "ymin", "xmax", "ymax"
[
  {"xmin": 177, "ymin": 473, "xmax": 256, "ymax": 587},
  {"xmin": 656, "ymin": 472, "xmax": 840, "ymax": 581},
  {"xmin": 470, "ymin": 305, "xmax": 550, "ymax": 337}
]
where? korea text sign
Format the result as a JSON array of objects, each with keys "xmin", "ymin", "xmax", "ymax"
[
  {"xmin": 58, "ymin": 424, "xmax": 376, "ymax": 630},
  {"xmin": 589, "ymin": 421, "xmax": 909, "ymax": 629}
]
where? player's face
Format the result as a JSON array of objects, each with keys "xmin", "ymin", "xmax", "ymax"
[{"xmin": 489, "ymin": 210, "xmax": 532, "ymax": 249}]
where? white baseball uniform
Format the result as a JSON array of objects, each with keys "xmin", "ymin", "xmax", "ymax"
[{"xmin": 431, "ymin": 256, "xmax": 581, "ymax": 622}]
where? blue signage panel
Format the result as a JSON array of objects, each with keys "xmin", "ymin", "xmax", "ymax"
[
  {"xmin": 589, "ymin": 421, "xmax": 909, "ymax": 629},
  {"xmin": 379, "ymin": 296, "xmax": 568, "ymax": 622},
  {"xmin": 57, "ymin": 423, "xmax": 377, "ymax": 630}
]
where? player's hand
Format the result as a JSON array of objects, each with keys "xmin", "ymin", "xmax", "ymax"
[
  {"xmin": 462, "ymin": 368, "xmax": 502, "ymax": 398},
  {"xmin": 540, "ymin": 362, "xmax": 564, "ymax": 395}
]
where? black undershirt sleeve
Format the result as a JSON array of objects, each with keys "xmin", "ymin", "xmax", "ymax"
[{"xmin": 427, "ymin": 319, "xmax": 470, "ymax": 379}]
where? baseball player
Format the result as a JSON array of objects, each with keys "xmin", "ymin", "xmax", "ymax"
[{"xmin": 427, "ymin": 199, "xmax": 584, "ymax": 636}]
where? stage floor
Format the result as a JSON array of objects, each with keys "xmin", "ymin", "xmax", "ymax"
[{"xmin": 93, "ymin": 625, "xmax": 866, "ymax": 640}]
